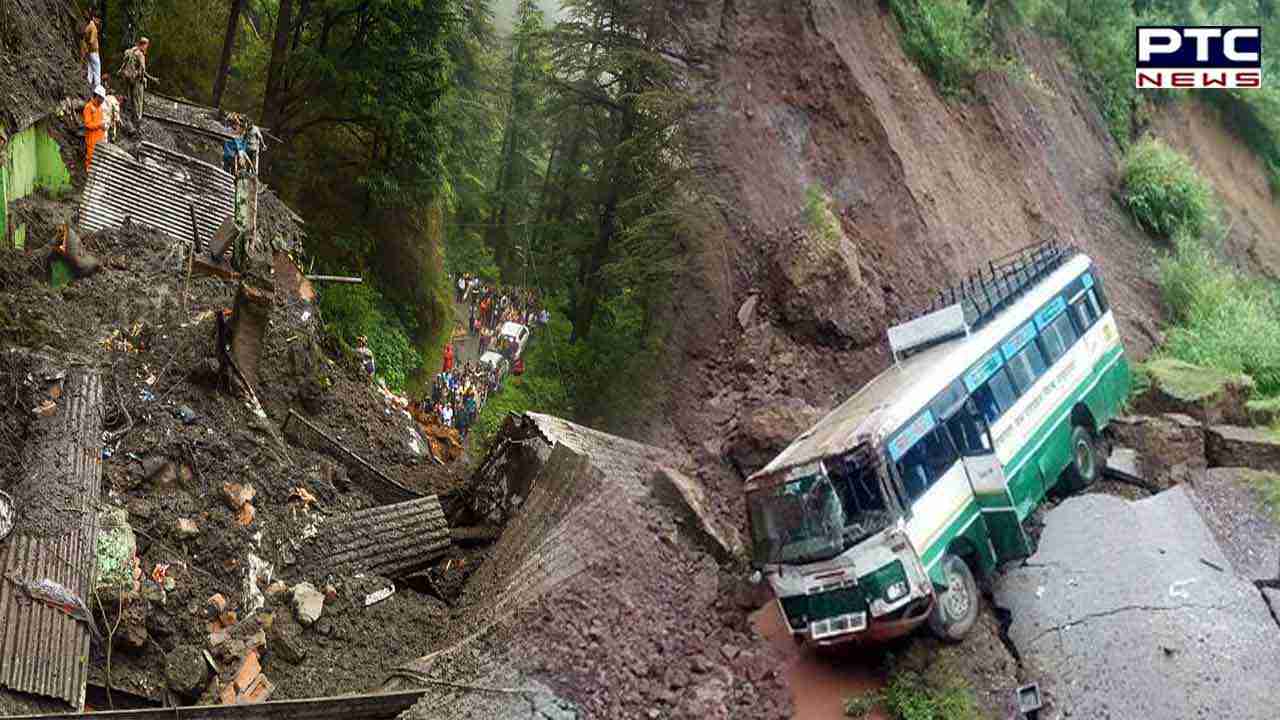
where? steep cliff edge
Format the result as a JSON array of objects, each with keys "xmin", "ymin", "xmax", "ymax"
[{"xmin": 647, "ymin": 0, "xmax": 1275, "ymax": 512}]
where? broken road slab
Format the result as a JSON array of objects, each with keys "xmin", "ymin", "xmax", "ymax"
[{"xmin": 996, "ymin": 487, "xmax": 1280, "ymax": 719}]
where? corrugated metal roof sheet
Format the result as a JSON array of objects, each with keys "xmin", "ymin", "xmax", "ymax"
[
  {"xmin": 0, "ymin": 368, "xmax": 102, "ymax": 707},
  {"xmin": 0, "ymin": 370, "xmax": 103, "ymax": 710},
  {"xmin": 77, "ymin": 141, "xmax": 234, "ymax": 253}
]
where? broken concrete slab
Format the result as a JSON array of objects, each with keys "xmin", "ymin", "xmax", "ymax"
[
  {"xmin": 996, "ymin": 487, "xmax": 1280, "ymax": 720},
  {"xmin": 1206, "ymin": 425, "xmax": 1280, "ymax": 471}
]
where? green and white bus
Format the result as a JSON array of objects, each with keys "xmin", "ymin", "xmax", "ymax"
[{"xmin": 745, "ymin": 243, "xmax": 1129, "ymax": 645}]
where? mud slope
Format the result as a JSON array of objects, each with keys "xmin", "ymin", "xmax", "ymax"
[
  {"xmin": 1151, "ymin": 100, "xmax": 1280, "ymax": 277},
  {"xmin": 645, "ymin": 0, "xmax": 1189, "ymax": 515}
]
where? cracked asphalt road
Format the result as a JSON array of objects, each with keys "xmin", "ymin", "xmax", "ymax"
[{"xmin": 996, "ymin": 487, "xmax": 1280, "ymax": 719}]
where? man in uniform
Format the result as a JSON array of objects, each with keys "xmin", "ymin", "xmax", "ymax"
[
  {"xmin": 119, "ymin": 37, "xmax": 158, "ymax": 126},
  {"xmin": 82, "ymin": 86, "xmax": 107, "ymax": 170}
]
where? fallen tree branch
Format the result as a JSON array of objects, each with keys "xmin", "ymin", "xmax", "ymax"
[
  {"xmin": 304, "ymin": 274, "xmax": 362, "ymax": 284},
  {"xmin": 284, "ymin": 409, "xmax": 419, "ymax": 501}
]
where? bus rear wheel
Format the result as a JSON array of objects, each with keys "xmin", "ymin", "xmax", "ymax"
[
  {"xmin": 927, "ymin": 555, "xmax": 979, "ymax": 643},
  {"xmin": 1064, "ymin": 424, "xmax": 1099, "ymax": 490}
]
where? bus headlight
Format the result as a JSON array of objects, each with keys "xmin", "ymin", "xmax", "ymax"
[{"xmin": 885, "ymin": 581, "xmax": 908, "ymax": 602}]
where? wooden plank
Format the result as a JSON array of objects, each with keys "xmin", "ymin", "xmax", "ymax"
[{"xmin": 2, "ymin": 688, "xmax": 428, "ymax": 720}]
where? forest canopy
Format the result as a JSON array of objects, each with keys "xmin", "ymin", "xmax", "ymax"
[{"xmin": 108, "ymin": 0, "xmax": 704, "ymax": 429}]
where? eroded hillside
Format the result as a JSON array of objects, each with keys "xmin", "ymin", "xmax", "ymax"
[{"xmin": 651, "ymin": 0, "xmax": 1275, "ymax": 501}]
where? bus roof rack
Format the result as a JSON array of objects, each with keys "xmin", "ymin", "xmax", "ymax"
[{"xmin": 896, "ymin": 238, "xmax": 1077, "ymax": 335}]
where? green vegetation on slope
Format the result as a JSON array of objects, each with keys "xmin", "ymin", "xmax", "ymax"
[
  {"xmin": 1120, "ymin": 137, "xmax": 1214, "ymax": 240},
  {"xmin": 318, "ymin": 283, "xmax": 422, "ymax": 393},
  {"xmin": 886, "ymin": 0, "xmax": 994, "ymax": 96},
  {"xmin": 1157, "ymin": 234, "xmax": 1280, "ymax": 396},
  {"xmin": 887, "ymin": 0, "xmax": 1280, "ymax": 184}
]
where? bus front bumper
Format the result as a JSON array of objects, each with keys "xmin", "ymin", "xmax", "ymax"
[{"xmin": 807, "ymin": 595, "xmax": 934, "ymax": 647}]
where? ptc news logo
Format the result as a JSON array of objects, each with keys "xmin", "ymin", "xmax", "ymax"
[{"xmin": 1136, "ymin": 26, "xmax": 1262, "ymax": 88}]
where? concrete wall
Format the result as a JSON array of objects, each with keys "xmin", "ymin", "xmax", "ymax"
[{"xmin": 2, "ymin": 120, "xmax": 72, "ymax": 249}]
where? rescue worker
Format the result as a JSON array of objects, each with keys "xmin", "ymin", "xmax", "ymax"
[
  {"xmin": 83, "ymin": 86, "xmax": 107, "ymax": 170},
  {"xmin": 119, "ymin": 37, "xmax": 158, "ymax": 126},
  {"xmin": 82, "ymin": 11, "xmax": 101, "ymax": 91}
]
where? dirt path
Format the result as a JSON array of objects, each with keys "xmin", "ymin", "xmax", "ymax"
[
  {"xmin": 449, "ymin": 294, "xmax": 481, "ymax": 367},
  {"xmin": 751, "ymin": 603, "xmax": 887, "ymax": 720}
]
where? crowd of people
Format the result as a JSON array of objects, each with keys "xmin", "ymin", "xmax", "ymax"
[{"xmin": 416, "ymin": 274, "xmax": 550, "ymax": 438}]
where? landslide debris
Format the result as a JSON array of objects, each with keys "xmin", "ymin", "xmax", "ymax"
[{"xmin": 0, "ymin": 217, "xmax": 460, "ymax": 704}]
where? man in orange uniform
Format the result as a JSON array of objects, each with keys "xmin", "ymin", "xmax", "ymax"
[{"xmin": 83, "ymin": 86, "xmax": 107, "ymax": 170}]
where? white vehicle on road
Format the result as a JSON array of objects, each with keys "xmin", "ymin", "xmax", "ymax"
[
  {"xmin": 480, "ymin": 351, "xmax": 509, "ymax": 376},
  {"xmin": 499, "ymin": 322, "xmax": 531, "ymax": 359}
]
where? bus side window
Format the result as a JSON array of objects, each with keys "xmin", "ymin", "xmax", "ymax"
[
  {"xmin": 971, "ymin": 367, "xmax": 1018, "ymax": 425},
  {"xmin": 1071, "ymin": 288, "xmax": 1103, "ymax": 332},
  {"xmin": 1005, "ymin": 342, "xmax": 1048, "ymax": 394},
  {"xmin": 895, "ymin": 442, "xmax": 932, "ymax": 500},
  {"xmin": 1039, "ymin": 312, "xmax": 1079, "ymax": 364},
  {"xmin": 894, "ymin": 428, "xmax": 959, "ymax": 502},
  {"xmin": 946, "ymin": 402, "xmax": 992, "ymax": 456}
]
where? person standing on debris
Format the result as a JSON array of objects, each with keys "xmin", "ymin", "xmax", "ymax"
[
  {"xmin": 99, "ymin": 76, "xmax": 123, "ymax": 142},
  {"xmin": 120, "ymin": 37, "xmax": 158, "ymax": 126},
  {"xmin": 83, "ymin": 86, "xmax": 108, "ymax": 170},
  {"xmin": 223, "ymin": 118, "xmax": 248, "ymax": 174},
  {"xmin": 82, "ymin": 11, "xmax": 101, "ymax": 91},
  {"xmin": 243, "ymin": 123, "xmax": 264, "ymax": 175}
]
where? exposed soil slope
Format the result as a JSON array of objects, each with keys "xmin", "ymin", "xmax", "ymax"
[{"xmin": 1151, "ymin": 100, "xmax": 1280, "ymax": 277}]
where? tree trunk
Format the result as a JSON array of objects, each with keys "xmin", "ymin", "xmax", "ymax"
[
  {"xmin": 212, "ymin": 0, "xmax": 246, "ymax": 109},
  {"xmin": 572, "ymin": 105, "xmax": 635, "ymax": 343},
  {"xmin": 572, "ymin": 179, "xmax": 619, "ymax": 343},
  {"xmin": 261, "ymin": 0, "xmax": 295, "ymax": 134}
]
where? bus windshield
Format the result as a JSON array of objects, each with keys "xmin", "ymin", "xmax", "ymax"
[{"xmin": 747, "ymin": 457, "xmax": 894, "ymax": 566}]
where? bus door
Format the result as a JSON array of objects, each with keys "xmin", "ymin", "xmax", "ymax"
[{"xmin": 943, "ymin": 400, "xmax": 1033, "ymax": 562}]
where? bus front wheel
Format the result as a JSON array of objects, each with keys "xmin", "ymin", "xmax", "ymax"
[
  {"xmin": 927, "ymin": 555, "xmax": 979, "ymax": 643},
  {"xmin": 1064, "ymin": 424, "xmax": 1099, "ymax": 490}
]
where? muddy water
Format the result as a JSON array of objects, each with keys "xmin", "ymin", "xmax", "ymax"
[{"xmin": 751, "ymin": 602, "xmax": 888, "ymax": 720}]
